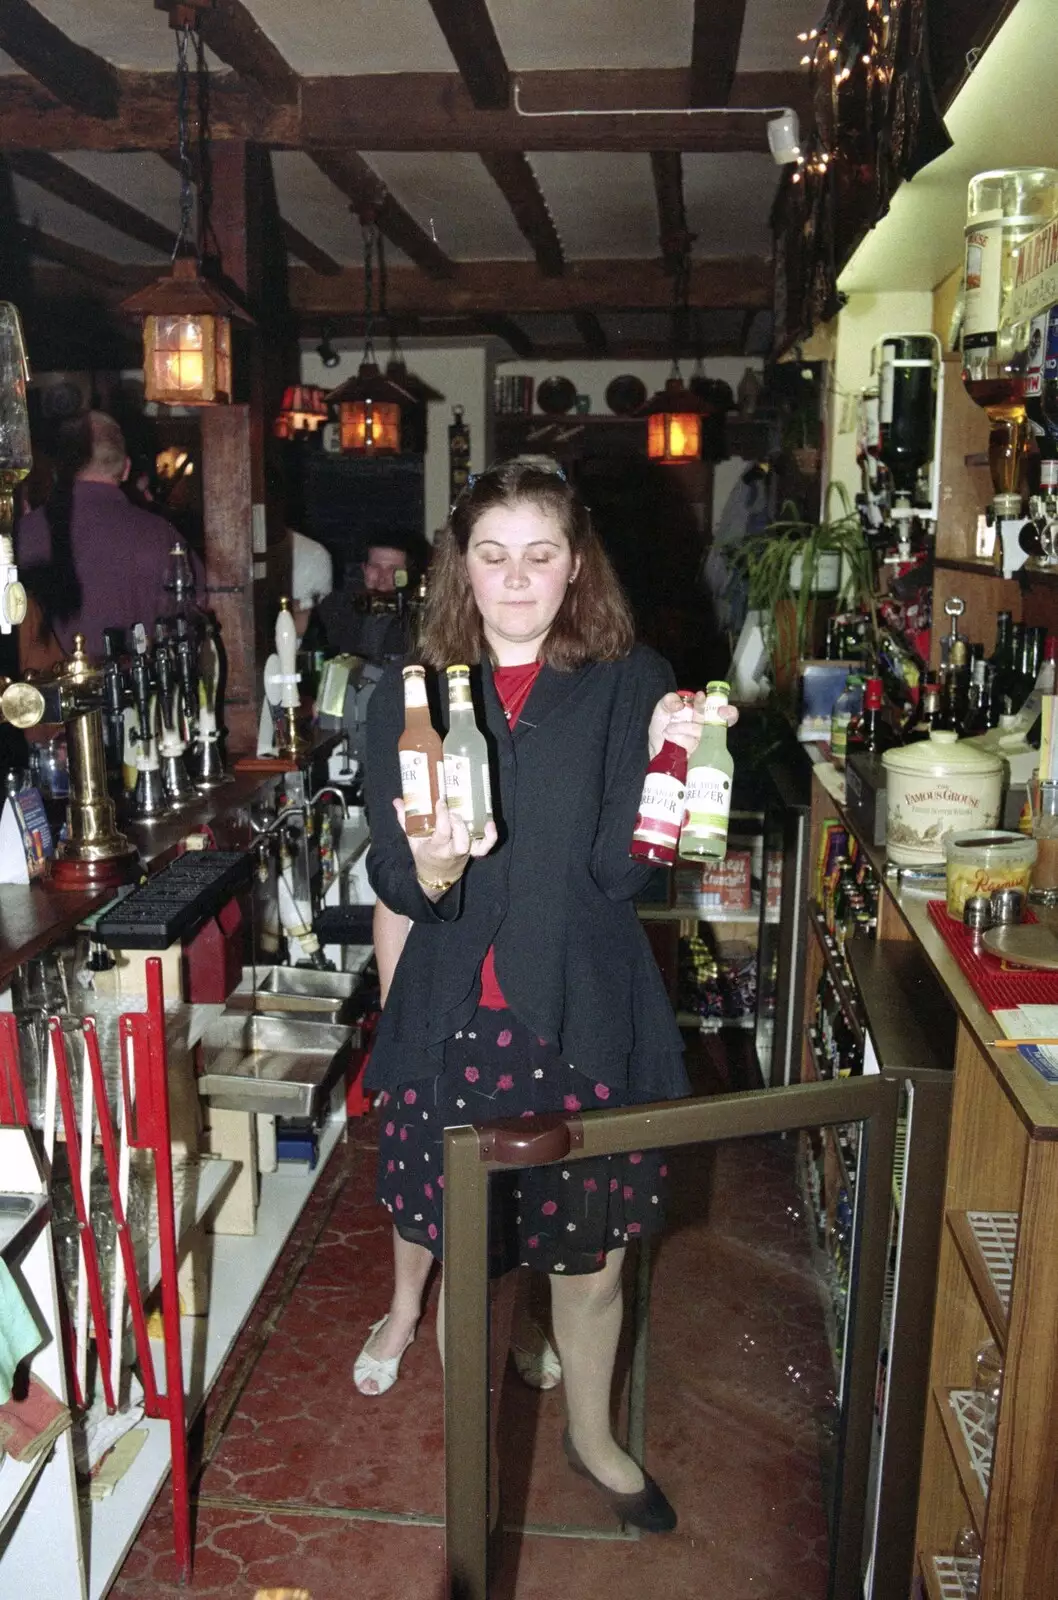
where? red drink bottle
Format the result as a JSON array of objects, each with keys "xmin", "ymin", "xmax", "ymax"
[{"xmin": 630, "ymin": 691, "xmax": 695, "ymax": 866}]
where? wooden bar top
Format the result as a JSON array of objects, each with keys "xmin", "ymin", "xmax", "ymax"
[{"xmin": 811, "ymin": 763, "xmax": 1058, "ymax": 1140}]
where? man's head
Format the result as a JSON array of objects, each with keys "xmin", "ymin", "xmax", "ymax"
[
  {"xmin": 74, "ymin": 412, "xmax": 129, "ymax": 485},
  {"xmin": 363, "ymin": 543, "xmax": 408, "ymax": 594}
]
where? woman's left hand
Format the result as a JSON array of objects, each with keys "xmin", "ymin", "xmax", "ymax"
[{"xmin": 648, "ymin": 690, "xmax": 739, "ymax": 760}]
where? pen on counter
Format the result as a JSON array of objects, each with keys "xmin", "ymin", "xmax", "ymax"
[{"xmin": 990, "ymin": 1038, "xmax": 1058, "ymax": 1049}]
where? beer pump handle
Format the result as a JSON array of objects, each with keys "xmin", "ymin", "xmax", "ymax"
[{"xmin": 275, "ymin": 597, "xmax": 299, "ymax": 712}]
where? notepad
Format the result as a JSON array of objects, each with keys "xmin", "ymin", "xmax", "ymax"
[{"xmin": 993, "ymin": 1006, "xmax": 1058, "ymax": 1082}]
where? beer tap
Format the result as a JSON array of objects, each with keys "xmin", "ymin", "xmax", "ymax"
[
  {"xmin": 100, "ymin": 628, "xmax": 126, "ymax": 780},
  {"xmin": 154, "ymin": 620, "xmax": 195, "ymax": 807},
  {"xmin": 129, "ymin": 622, "xmax": 166, "ymax": 820},
  {"xmin": 193, "ymin": 617, "xmax": 228, "ymax": 788}
]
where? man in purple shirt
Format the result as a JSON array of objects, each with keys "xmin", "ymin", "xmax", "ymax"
[{"xmin": 17, "ymin": 411, "xmax": 183, "ymax": 664}]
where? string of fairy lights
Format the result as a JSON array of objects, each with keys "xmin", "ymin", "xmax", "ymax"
[{"xmin": 790, "ymin": 0, "xmax": 892, "ymax": 183}]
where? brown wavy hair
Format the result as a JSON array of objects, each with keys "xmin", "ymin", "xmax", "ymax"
[{"xmin": 417, "ymin": 457, "xmax": 634, "ymax": 670}]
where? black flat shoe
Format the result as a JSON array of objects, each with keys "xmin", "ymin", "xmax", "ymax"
[{"xmin": 562, "ymin": 1428, "xmax": 677, "ymax": 1533}]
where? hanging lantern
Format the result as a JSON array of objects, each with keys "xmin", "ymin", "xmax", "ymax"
[
  {"xmin": 643, "ymin": 375, "xmax": 706, "ymax": 464},
  {"xmin": 122, "ymin": 259, "xmax": 251, "ymax": 407},
  {"xmin": 274, "ymin": 384, "xmax": 329, "ymax": 438},
  {"xmin": 327, "ymin": 213, "xmax": 404, "ymax": 454}
]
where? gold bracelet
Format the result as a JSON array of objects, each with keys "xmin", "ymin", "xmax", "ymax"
[{"xmin": 416, "ymin": 871, "xmax": 458, "ymax": 893}]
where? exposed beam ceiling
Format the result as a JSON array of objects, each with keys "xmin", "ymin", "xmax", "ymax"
[
  {"xmin": 426, "ymin": 0, "xmax": 509, "ymax": 110},
  {"xmin": 21, "ymin": 224, "xmax": 144, "ymax": 285},
  {"xmin": 479, "ymin": 153, "xmax": 564, "ymax": 277},
  {"xmin": 290, "ymin": 258, "xmax": 771, "ymax": 317},
  {"xmin": 178, "ymin": 0, "xmax": 301, "ymax": 107},
  {"xmin": 650, "ymin": 152, "xmax": 692, "ymax": 274},
  {"xmin": 281, "ymin": 221, "xmax": 342, "ymax": 277},
  {"xmin": 690, "ymin": 0, "xmax": 748, "ymax": 107},
  {"xmin": 307, "ymin": 149, "xmax": 455, "ymax": 278},
  {"xmin": 0, "ymin": 0, "xmax": 120, "ymax": 120},
  {"xmin": 6, "ymin": 150, "xmax": 177, "ymax": 256},
  {"xmin": 0, "ymin": 69, "xmax": 808, "ymax": 153},
  {"xmin": 571, "ymin": 310, "xmax": 608, "ymax": 355},
  {"xmin": 475, "ymin": 315, "xmax": 534, "ymax": 357}
]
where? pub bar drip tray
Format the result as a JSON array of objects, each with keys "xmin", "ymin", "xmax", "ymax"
[{"xmin": 196, "ymin": 1012, "xmax": 353, "ymax": 1116}]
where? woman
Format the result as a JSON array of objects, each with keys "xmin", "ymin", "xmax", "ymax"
[{"xmin": 358, "ymin": 458, "xmax": 729, "ymax": 1532}]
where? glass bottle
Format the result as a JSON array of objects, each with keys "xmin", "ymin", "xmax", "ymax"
[
  {"xmin": 905, "ymin": 676, "xmax": 941, "ymax": 741},
  {"xmin": 988, "ymin": 610, "xmax": 1015, "ymax": 709},
  {"xmin": 398, "ymin": 665, "xmax": 445, "ymax": 837},
  {"xmin": 858, "ymin": 677, "xmax": 897, "ymax": 754},
  {"xmin": 830, "ymin": 674, "xmax": 864, "ymax": 770},
  {"xmin": 962, "ymin": 169, "xmax": 1058, "ymax": 518},
  {"xmin": 679, "ymin": 681, "xmax": 733, "ymax": 863},
  {"xmin": 442, "ymin": 664, "xmax": 492, "ymax": 841},
  {"xmin": 630, "ymin": 690, "xmax": 695, "ymax": 866}
]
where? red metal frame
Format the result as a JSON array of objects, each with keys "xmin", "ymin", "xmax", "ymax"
[
  {"xmin": 345, "ymin": 1011, "xmax": 378, "ymax": 1118},
  {"xmin": 0, "ymin": 1012, "xmax": 29, "ymax": 1127}
]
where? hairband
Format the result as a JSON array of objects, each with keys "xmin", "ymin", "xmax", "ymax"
[{"xmin": 464, "ymin": 460, "xmax": 568, "ymax": 493}]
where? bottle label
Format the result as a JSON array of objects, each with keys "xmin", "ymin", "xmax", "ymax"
[
  {"xmin": 831, "ymin": 713, "xmax": 850, "ymax": 763},
  {"xmin": 400, "ymin": 749, "xmax": 434, "ymax": 817},
  {"xmin": 1042, "ymin": 459, "xmax": 1058, "ymax": 491},
  {"xmin": 879, "ymin": 358, "xmax": 895, "ymax": 425},
  {"xmin": 402, "ymin": 672, "xmax": 429, "ymax": 709},
  {"xmin": 682, "ymin": 765, "xmax": 732, "ymax": 841},
  {"xmin": 443, "ymin": 753, "xmax": 473, "ymax": 820},
  {"xmin": 702, "ymin": 692, "xmax": 729, "ymax": 724},
  {"xmin": 963, "ymin": 222, "xmax": 1003, "ymax": 344},
  {"xmin": 1026, "ymin": 311, "xmax": 1048, "ymax": 396},
  {"xmin": 481, "ymin": 761, "xmax": 493, "ymax": 818},
  {"xmin": 633, "ymin": 772, "xmax": 686, "ymax": 849}
]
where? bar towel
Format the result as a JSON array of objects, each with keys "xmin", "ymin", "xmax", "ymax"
[
  {"xmin": 0, "ymin": 1373, "xmax": 70, "ymax": 1461},
  {"xmin": 0, "ymin": 1257, "xmax": 42, "ymax": 1404}
]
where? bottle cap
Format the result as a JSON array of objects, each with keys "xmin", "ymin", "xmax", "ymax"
[
  {"xmin": 845, "ymin": 674, "xmax": 864, "ymax": 688},
  {"xmin": 1046, "ymin": 636, "xmax": 1057, "ymax": 662},
  {"xmin": 446, "ymin": 663, "xmax": 470, "ymax": 675},
  {"xmin": 705, "ymin": 680, "xmax": 731, "ymax": 696},
  {"xmin": 403, "ymin": 664, "xmax": 426, "ymax": 679},
  {"xmin": 864, "ymin": 677, "xmax": 883, "ymax": 709}
]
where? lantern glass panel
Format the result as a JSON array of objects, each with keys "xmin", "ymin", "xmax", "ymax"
[{"xmin": 340, "ymin": 398, "xmax": 401, "ymax": 453}]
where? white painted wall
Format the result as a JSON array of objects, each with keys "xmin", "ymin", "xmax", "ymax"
[
  {"xmin": 300, "ymin": 342, "xmax": 493, "ymax": 541},
  {"xmin": 824, "ymin": 290, "xmax": 935, "ymax": 508}
]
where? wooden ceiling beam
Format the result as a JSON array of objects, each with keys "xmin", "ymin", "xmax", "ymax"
[
  {"xmin": 650, "ymin": 152, "xmax": 693, "ymax": 273},
  {"xmin": 308, "ymin": 150, "xmax": 455, "ymax": 279},
  {"xmin": 0, "ymin": 0, "xmax": 120, "ymax": 119},
  {"xmin": 475, "ymin": 316, "xmax": 535, "ymax": 357},
  {"xmin": 426, "ymin": 0, "xmax": 509, "ymax": 110},
  {"xmin": 21, "ymin": 224, "xmax": 152, "ymax": 286},
  {"xmin": 281, "ymin": 221, "xmax": 342, "ymax": 276},
  {"xmin": 291, "ymin": 257, "xmax": 771, "ymax": 316},
  {"xmin": 479, "ymin": 153, "xmax": 564, "ymax": 277},
  {"xmin": 0, "ymin": 69, "xmax": 807, "ymax": 153},
  {"xmin": 7, "ymin": 150, "xmax": 177, "ymax": 256},
  {"xmin": 571, "ymin": 310, "xmax": 608, "ymax": 355},
  {"xmin": 690, "ymin": 0, "xmax": 748, "ymax": 107},
  {"xmin": 181, "ymin": 0, "xmax": 301, "ymax": 108}
]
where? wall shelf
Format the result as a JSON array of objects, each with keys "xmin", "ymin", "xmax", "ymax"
[{"xmin": 946, "ymin": 1209, "xmax": 1018, "ymax": 1353}]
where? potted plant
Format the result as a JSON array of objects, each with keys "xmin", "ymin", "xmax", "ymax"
[{"xmin": 732, "ymin": 484, "xmax": 877, "ymax": 693}]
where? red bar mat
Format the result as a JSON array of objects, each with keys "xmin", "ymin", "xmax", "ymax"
[{"xmin": 926, "ymin": 901, "xmax": 1058, "ymax": 1009}]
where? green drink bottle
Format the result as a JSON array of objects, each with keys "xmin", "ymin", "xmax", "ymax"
[{"xmin": 679, "ymin": 680, "xmax": 733, "ymax": 862}]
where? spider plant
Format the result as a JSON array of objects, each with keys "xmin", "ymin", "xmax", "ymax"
[{"xmin": 732, "ymin": 483, "xmax": 877, "ymax": 678}]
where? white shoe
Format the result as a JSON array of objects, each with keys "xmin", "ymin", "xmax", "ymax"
[
  {"xmin": 511, "ymin": 1320, "xmax": 562, "ymax": 1391},
  {"xmin": 353, "ymin": 1315, "xmax": 416, "ymax": 1397}
]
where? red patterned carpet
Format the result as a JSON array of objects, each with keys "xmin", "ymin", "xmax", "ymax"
[{"xmin": 111, "ymin": 1040, "xmax": 833, "ymax": 1599}]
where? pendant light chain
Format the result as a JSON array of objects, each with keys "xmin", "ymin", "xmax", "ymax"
[
  {"xmin": 361, "ymin": 216, "xmax": 378, "ymax": 366},
  {"xmin": 172, "ymin": 24, "xmax": 195, "ymax": 262}
]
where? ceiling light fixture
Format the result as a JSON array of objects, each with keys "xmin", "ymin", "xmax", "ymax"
[
  {"xmin": 512, "ymin": 80, "xmax": 801, "ymax": 167},
  {"xmin": 317, "ymin": 325, "xmax": 341, "ymax": 369},
  {"xmin": 327, "ymin": 212, "xmax": 405, "ymax": 455}
]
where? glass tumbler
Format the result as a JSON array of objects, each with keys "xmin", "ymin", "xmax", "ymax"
[
  {"xmin": 1029, "ymin": 777, "xmax": 1058, "ymax": 905},
  {"xmin": 974, "ymin": 1339, "xmax": 1004, "ymax": 1440}
]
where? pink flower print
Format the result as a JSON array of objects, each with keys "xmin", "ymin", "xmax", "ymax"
[
  {"xmin": 497, "ymin": 1074, "xmax": 514, "ymax": 1090},
  {"xmin": 537, "ymin": 1037, "xmax": 547, "ymax": 1046},
  {"xmin": 387, "ymin": 1160, "xmax": 395, "ymax": 1173},
  {"xmin": 404, "ymin": 1088, "xmax": 417, "ymax": 1106},
  {"xmin": 623, "ymin": 1185, "xmax": 634, "ymax": 1200},
  {"xmin": 521, "ymin": 1110, "xmax": 535, "ymax": 1118},
  {"xmin": 428, "ymin": 1223, "xmax": 438, "ymax": 1240},
  {"xmin": 395, "ymin": 1195, "xmax": 404, "ymax": 1211},
  {"xmin": 627, "ymin": 1222, "xmax": 641, "ymax": 1236},
  {"xmin": 583, "ymin": 1177, "xmax": 598, "ymax": 1193},
  {"xmin": 384, "ymin": 1121, "xmax": 395, "ymax": 1137},
  {"xmin": 399, "ymin": 1127, "xmax": 408, "ymax": 1142},
  {"xmin": 379, "ymin": 1092, "xmax": 390, "ymax": 1106},
  {"xmin": 563, "ymin": 1094, "xmax": 581, "ymax": 1112},
  {"xmin": 424, "ymin": 1183, "xmax": 434, "ymax": 1199},
  {"xmin": 660, "ymin": 1164, "xmax": 668, "ymax": 1178},
  {"xmin": 438, "ymin": 1174, "xmax": 444, "ymax": 1188},
  {"xmin": 594, "ymin": 1084, "xmax": 610, "ymax": 1101},
  {"xmin": 541, "ymin": 1200, "xmax": 558, "ymax": 1216},
  {"xmin": 497, "ymin": 1028, "xmax": 513, "ymax": 1047},
  {"xmin": 527, "ymin": 1236, "xmax": 539, "ymax": 1249},
  {"xmin": 610, "ymin": 1177, "xmax": 619, "ymax": 1193},
  {"xmin": 465, "ymin": 1066, "xmax": 480, "ymax": 1083},
  {"xmin": 596, "ymin": 1251, "xmax": 606, "ymax": 1264},
  {"xmin": 629, "ymin": 1152, "xmax": 643, "ymax": 1165}
]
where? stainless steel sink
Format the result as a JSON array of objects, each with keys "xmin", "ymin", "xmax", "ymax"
[
  {"xmin": 225, "ymin": 965, "xmax": 363, "ymax": 1024},
  {"xmin": 197, "ymin": 1012, "xmax": 353, "ymax": 1116},
  {"xmin": 0, "ymin": 1193, "xmax": 47, "ymax": 1261}
]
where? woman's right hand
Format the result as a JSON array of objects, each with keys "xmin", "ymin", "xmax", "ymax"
[{"xmin": 393, "ymin": 796, "xmax": 497, "ymax": 895}]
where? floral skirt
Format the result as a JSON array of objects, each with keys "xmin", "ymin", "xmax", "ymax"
[{"xmin": 376, "ymin": 1006, "xmax": 667, "ymax": 1276}]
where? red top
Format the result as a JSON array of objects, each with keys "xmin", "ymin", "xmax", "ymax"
[{"xmin": 478, "ymin": 662, "xmax": 543, "ymax": 1009}]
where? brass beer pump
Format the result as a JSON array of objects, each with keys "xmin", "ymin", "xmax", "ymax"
[{"xmin": 0, "ymin": 637, "xmax": 138, "ymax": 889}]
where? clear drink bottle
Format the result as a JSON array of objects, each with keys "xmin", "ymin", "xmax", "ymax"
[
  {"xmin": 679, "ymin": 681, "xmax": 734, "ymax": 863},
  {"xmin": 442, "ymin": 664, "xmax": 493, "ymax": 840},
  {"xmin": 399, "ymin": 665, "xmax": 445, "ymax": 836}
]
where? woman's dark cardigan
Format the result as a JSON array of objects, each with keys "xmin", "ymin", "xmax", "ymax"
[{"xmin": 363, "ymin": 644, "xmax": 689, "ymax": 1103}]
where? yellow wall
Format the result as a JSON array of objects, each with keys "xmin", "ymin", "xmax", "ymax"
[{"xmin": 932, "ymin": 267, "xmax": 962, "ymax": 351}]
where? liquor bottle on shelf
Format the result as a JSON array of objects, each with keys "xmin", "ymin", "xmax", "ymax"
[
  {"xmin": 858, "ymin": 676, "xmax": 898, "ymax": 754},
  {"xmin": 987, "ymin": 610, "xmax": 1015, "ymax": 710},
  {"xmin": 904, "ymin": 676, "xmax": 941, "ymax": 741},
  {"xmin": 679, "ymin": 681, "xmax": 733, "ymax": 863},
  {"xmin": 966, "ymin": 661, "xmax": 1000, "ymax": 734},
  {"xmin": 630, "ymin": 690, "xmax": 694, "ymax": 866},
  {"xmin": 442, "ymin": 665, "xmax": 493, "ymax": 841},
  {"xmin": 1039, "ymin": 635, "xmax": 1057, "ymax": 695},
  {"xmin": 830, "ymin": 674, "xmax": 864, "ymax": 770},
  {"xmin": 399, "ymin": 665, "xmax": 445, "ymax": 837}
]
